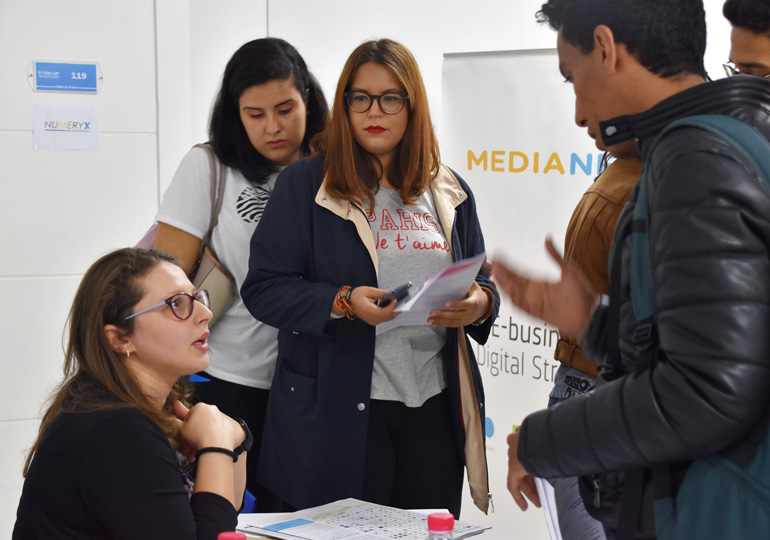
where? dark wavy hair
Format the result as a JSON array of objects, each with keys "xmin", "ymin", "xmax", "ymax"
[
  {"xmin": 209, "ymin": 38, "xmax": 329, "ymax": 184},
  {"xmin": 536, "ymin": 0, "xmax": 707, "ymax": 78},
  {"xmin": 723, "ymin": 0, "xmax": 770, "ymax": 36},
  {"xmin": 23, "ymin": 248, "xmax": 193, "ymax": 476}
]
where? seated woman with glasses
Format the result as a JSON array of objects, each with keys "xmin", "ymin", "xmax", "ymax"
[
  {"xmin": 241, "ymin": 38, "xmax": 499, "ymax": 517},
  {"xmin": 13, "ymin": 248, "xmax": 249, "ymax": 540}
]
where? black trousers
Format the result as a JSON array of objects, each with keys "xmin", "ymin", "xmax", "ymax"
[
  {"xmin": 192, "ymin": 372, "xmax": 282, "ymax": 512},
  {"xmin": 362, "ymin": 390, "xmax": 464, "ymax": 518}
]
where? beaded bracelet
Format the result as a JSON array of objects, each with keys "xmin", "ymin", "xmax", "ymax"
[{"xmin": 335, "ymin": 286, "xmax": 357, "ymax": 320}]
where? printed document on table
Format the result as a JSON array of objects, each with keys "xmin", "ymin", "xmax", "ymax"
[
  {"xmin": 376, "ymin": 252, "xmax": 486, "ymax": 335},
  {"xmin": 237, "ymin": 498, "xmax": 490, "ymax": 540}
]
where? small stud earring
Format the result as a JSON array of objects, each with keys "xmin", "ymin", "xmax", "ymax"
[{"xmin": 126, "ymin": 349, "xmax": 130, "ymax": 359}]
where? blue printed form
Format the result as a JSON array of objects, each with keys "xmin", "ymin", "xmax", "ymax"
[
  {"xmin": 34, "ymin": 61, "xmax": 98, "ymax": 93},
  {"xmin": 265, "ymin": 519, "xmax": 315, "ymax": 532}
]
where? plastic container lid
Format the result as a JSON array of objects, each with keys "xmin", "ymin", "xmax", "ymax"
[
  {"xmin": 217, "ymin": 533, "xmax": 246, "ymax": 540},
  {"xmin": 427, "ymin": 512, "xmax": 455, "ymax": 532}
]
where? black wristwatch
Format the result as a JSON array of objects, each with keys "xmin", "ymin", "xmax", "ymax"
[{"xmin": 233, "ymin": 417, "xmax": 253, "ymax": 457}]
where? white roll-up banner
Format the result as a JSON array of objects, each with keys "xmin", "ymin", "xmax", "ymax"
[{"xmin": 442, "ymin": 49, "xmax": 601, "ymax": 539}]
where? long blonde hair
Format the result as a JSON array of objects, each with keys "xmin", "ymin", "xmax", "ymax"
[
  {"xmin": 23, "ymin": 248, "xmax": 192, "ymax": 476},
  {"xmin": 315, "ymin": 38, "xmax": 440, "ymax": 209}
]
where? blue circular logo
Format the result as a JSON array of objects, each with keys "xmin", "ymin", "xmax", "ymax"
[{"xmin": 485, "ymin": 417, "xmax": 494, "ymax": 438}]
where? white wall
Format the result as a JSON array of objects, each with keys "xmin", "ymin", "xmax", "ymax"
[
  {"xmin": 1, "ymin": 1, "xmax": 160, "ymax": 533},
  {"xmin": 0, "ymin": 1, "xmax": 731, "ymax": 538},
  {"xmin": 0, "ymin": 0, "xmax": 265, "ymax": 535}
]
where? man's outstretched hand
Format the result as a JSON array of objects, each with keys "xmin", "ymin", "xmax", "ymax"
[{"xmin": 490, "ymin": 238, "xmax": 596, "ymax": 337}]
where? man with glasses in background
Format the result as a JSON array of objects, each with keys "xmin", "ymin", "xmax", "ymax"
[{"xmin": 723, "ymin": 0, "xmax": 770, "ymax": 78}]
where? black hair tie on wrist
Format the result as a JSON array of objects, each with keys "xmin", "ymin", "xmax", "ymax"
[
  {"xmin": 193, "ymin": 418, "xmax": 252, "ymax": 464},
  {"xmin": 195, "ymin": 446, "xmax": 238, "ymax": 462}
]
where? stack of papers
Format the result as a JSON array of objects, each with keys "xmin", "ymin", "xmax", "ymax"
[
  {"xmin": 237, "ymin": 498, "xmax": 490, "ymax": 540},
  {"xmin": 377, "ymin": 252, "xmax": 487, "ymax": 335}
]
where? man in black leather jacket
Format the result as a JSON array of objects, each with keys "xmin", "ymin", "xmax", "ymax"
[{"xmin": 491, "ymin": 0, "xmax": 770, "ymax": 538}]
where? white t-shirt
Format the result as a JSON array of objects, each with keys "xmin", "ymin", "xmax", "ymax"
[{"xmin": 156, "ymin": 146, "xmax": 279, "ymax": 389}]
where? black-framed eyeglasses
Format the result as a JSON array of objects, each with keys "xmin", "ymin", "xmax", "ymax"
[
  {"xmin": 344, "ymin": 91, "xmax": 409, "ymax": 114},
  {"xmin": 124, "ymin": 290, "xmax": 210, "ymax": 321},
  {"xmin": 723, "ymin": 61, "xmax": 770, "ymax": 79}
]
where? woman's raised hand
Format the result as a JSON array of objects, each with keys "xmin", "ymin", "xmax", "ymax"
[
  {"xmin": 174, "ymin": 400, "xmax": 247, "ymax": 507},
  {"xmin": 173, "ymin": 400, "xmax": 243, "ymax": 454}
]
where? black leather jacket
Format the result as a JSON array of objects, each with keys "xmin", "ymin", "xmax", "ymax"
[{"xmin": 518, "ymin": 77, "xmax": 770, "ymax": 531}]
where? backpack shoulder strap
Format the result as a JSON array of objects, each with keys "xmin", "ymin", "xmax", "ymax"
[
  {"xmin": 679, "ymin": 114, "xmax": 770, "ymax": 187},
  {"xmin": 631, "ymin": 114, "xmax": 770, "ymax": 336},
  {"xmin": 634, "ymin": 114, "xmax": 770, "ymax": 452}
]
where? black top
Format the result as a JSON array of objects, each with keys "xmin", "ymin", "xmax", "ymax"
[{"xmin": 13, "ymin": 407, "xmax": 237, "ymax": 540}]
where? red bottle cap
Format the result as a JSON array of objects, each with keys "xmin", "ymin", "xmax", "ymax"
[
  {"xmin": 217, "ymin": 533, "xmax": 246, "ymax": 540},
  {"xmin": 427, "ymin": 512, "xmax": 455, "ymax": 532}
]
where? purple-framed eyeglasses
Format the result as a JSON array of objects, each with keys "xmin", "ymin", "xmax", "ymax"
[{"xmin": 124, "ymin": 290, "xmax": 210, "ymax": 321}]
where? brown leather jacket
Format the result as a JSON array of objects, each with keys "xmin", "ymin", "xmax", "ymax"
[{"xmin": 554, "ymin": 158, "xmax": 641, "ymax": 377}]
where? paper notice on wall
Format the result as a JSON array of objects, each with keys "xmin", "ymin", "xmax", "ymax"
[{"xmin": 33, "ymin": 104, "xmax": 100, "ymax": 151}]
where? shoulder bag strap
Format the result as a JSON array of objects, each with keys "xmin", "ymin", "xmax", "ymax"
[{"xmin": 192, "ymin": 143, "xmax": 227, "ymax": 259}]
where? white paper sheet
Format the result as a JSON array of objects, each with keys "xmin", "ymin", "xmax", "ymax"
[
  {"xmin": 535, "ymin": 478, "xmax": 563, "ymax": 540},
  {"xmin": 376, "ymin": 252, "xmax": 486, "ymax": 335}
]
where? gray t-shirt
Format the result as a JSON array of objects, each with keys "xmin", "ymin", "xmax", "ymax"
[
  {"xmin": 366, "ymin": 186, "xmax": 453, "ymax": 407},
  {"xmin": 156, "ymin": 146, "xmax": 279, "ymax": 389}
]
